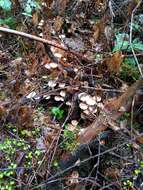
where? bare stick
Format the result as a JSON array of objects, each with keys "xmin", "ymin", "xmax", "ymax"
[{"xmin": 0, "ymin": 26, "xmax": 90, "ymax": 61}]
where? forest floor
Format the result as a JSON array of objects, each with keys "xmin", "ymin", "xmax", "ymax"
[{"xmin": 0, "ymin": 0, "xmax": 143, "ymax": 190}]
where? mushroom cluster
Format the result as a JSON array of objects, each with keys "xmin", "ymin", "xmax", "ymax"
[{"xmin": 78, "ymin": 92, "xmax": 103, "ymax": 116}]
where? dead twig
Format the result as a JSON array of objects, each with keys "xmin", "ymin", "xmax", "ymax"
[{"xmin": 0, "ymin": 26, "xmax": 90, "ymax": 62}]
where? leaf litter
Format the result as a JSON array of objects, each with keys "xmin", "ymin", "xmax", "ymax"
[{"xmin": 0, "ymin": 0, "xmax": 143, "ymax": 190}]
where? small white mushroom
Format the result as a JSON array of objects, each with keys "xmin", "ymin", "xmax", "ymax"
[
  {"xmin": 44, "ymin": 64, "xmax": 51, "ymax": 69},
  {"xmin": 54, "ymin": 96, "xmax": 64, "ymax": 102},
  {"xmin": 78, "ymin": 92, "xmax": 87, "ymax": 100},
  {"xmin": 59, "ymin": 83, "xmax": 66, "ymax": 88},
  {"xmin": 71, "ymin": 120, "xmax": 78, "ymax": 126},
  {"xmin": 48, "ymin": 80, "xmax": 57, "ymax": 88},
  {"xmin": 38, "ymin": 19, "xmax": 44, "ymax": 26},
  {"xmin": 88, "ymin": 106, "xmax": 94, "ymax": 112},
  {"xmin": 83, "ymin": 109, "xmax": 90, "ymax": 115},
  {"xmin": 42, "ymin": 75, "xmax": 48, "ymax": 79},
  {"xmin": 43, "ymin": 95, "xmax": 50, "ymax": 100},
  {"xmin": 66, "ymin": 101, "xmax": 72, "ymax": 106},
  {"xmin": 79, "ymin": 103, "xmax": 88, "ymax": 110},
  {"xmin": 93, "ymin": 108, "xmax": 98, "ymax": 114},
  {"xmin": 60, "ymin": 90, "xmax": 66, "ymax": 97},
  {"xmin": 96, "ymin": 96, "xmax": 102, "ymax": 102},
  {"xmin": 85, "ymin": 97, "xmax": 96, "ymax": 106},
  {"xmin": 97, "ymin": 103, "xmax": 104, "ymax": 109},
  {"xmin": 49, "ymin": 62, "xmax": 58, "ymax": 69},
  {"xmin": 54, "ymin": 53, "xmax": 62, "ymax": 59},
  {"xmin": 74, "ymin": 68, "xmax": 78, "ymax": 72},
  {"xmin": 39, "ymin": 33, "xmax": 43, "ymax": 37},
  {"xmin": 80, "ymin": 94, "xmax": 90, "ymax": 102}
]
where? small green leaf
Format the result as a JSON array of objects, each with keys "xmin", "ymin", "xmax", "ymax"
[
  {"xmin": 51, "ymin": 107, "xmax": 64, "ymax": 120},
  {"xmin": 0, "ymin": 0, "xmax": 12, "ymax": 11}
]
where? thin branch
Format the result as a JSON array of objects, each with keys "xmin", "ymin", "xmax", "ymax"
[{"xmin": 0, "ymin": 26, "xmax": 90, "ymax": 62}]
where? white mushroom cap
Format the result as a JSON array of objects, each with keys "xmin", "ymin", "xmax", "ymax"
[
  {"xmin": 85, "ymin": 97, "xmax": 96, "ymax": 106},
  {"xmin": 39, "ymin": 33, "xmax": 43, "ymax": 37},
  {"xmin": 83, "ymin": 109, "xmax": 90, "ymax": 115},
  {"xmin": 79, "ymin": 103, "xmax": 88, "ymax": 110},
  {"xmin": 48, "ymin": 80, "xmax": 57, "ymax": 88},
  {"xmin": 60, "ymin": 91, "xmax": 66, "ymax": 97},
  {"xmin": 96, "ymin": 96, "xmax": 102, "ymax": 102},
  {"xmin": 66, "ymin": 101, "xmax": 72, "ymax": 106},
  {"xmin": 54, "ymin": 96, "xmax": 64, "ymax": 102},
  {"xmin": 43, "ymin": 95, "xmax": 50, "ymax": 100},
  {"xmin": 97, "ymin": 103, "xmax": 104, "ymax": 109},
  {"xmin": 78, "ymin": 92, "xmax": 87, "ymax": 99},
  {"xmin": 49, "ymin": 62, "xmax": 58, "ymax": 69},
  {"xmin": 71, "ymin": 120, "xmax": 78, "ymax": 126},
  {"xmin": 44, "ymin": 64, "xmax": 51, "ymax": 69},
  {"xmin": 54, "ymin": 53, "xmax": 62, "ymax": 59},
  {"xmin": 59, "ymin": 83, "xmax": 66, "ymax": 88},
  {"xmin": 80, "ymin": 94, "xmax": 90, "ymax": 102}
]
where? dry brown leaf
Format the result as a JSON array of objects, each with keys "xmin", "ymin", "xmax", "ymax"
[
  {"xmin": 106, "ymin": 51, "xmax": 123, "ymax": 74},
  {"xmin": 18, "ymin": 105, "xmax": 33, "ymax": 128},
  {"xmin": 54, "ymin": 16, "xmax": 63, "ymax": 32},
  {"xmin": 32, "ymin": 11, "xmax": 39, "ymax": 26},
  {"xmin": 28, "ymin": 53, "xmax": 38, "ymax": 76}
]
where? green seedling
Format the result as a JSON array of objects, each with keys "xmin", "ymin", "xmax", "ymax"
[
  {"xmin": 51, "ymin": 107, "xmax": 64, "ymax": 120},
  {"xmin": 60, "ymin": 124, "xmax": 80, "ymax": 151}
]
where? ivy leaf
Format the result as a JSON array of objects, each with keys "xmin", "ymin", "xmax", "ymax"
[{"xmin": 0, "ymin": 0, "xmax": 12, "ymax": 11}]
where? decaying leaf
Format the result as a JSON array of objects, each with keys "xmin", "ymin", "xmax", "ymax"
[
  {"xmin": 106, "ymin": 51, "xmax": 123, "ymax": 74},
  {"xmin": 54, "ymin": 16, "xmax": 63, "ymax": 32},
  {"xmin": 18, "ymin": 105, "xmax": 33, "ymax": 128}
]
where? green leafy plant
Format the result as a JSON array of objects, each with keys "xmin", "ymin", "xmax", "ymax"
[
  {"xmin": 60, "ymin": 125, "xmax": 79, "ymax": 151},
  {"xmin": 0, "ymin": 17, "xmax": 15, "ymax": 29},
  {"xmin": 113, "ymin": 33, "xmax": 143, "ymax": 52},
  {"xmin": 0, "ymin": 137, "xmax": 43, "ymax": 189},
  {"xmin": 22, "ymin": 0, "xmax": 40, "ymax": 17},
  {"xmin": 51, "ymin": 107, "xmax": 64, "ymax": 120},
  {"xmin": 0, "ymin": 0, "xmax": 12, "ymax": 11},
  {"xmin": 120, "ymin": 57, "xmax": 140, "ymax": 81}
]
